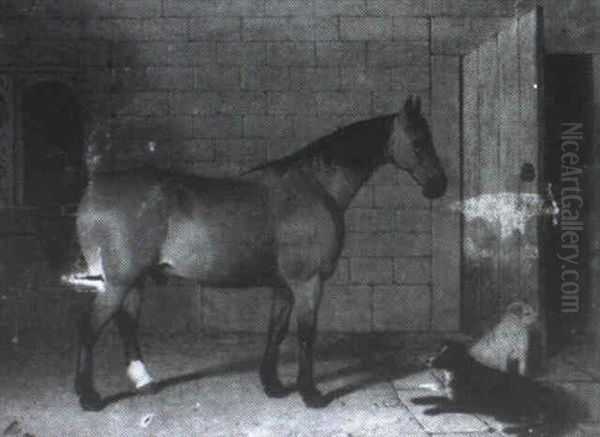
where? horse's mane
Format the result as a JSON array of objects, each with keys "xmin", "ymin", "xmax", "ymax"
[{"xmin": 246, "ymin": 114, "xmax": 396, "ymax": 175}]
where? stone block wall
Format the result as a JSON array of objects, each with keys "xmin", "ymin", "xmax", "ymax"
[{"xmin": 0, "ymin": 0, "xmax": 597, "ymax": 335}]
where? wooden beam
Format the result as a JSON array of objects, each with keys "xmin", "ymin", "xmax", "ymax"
[
  {"xmin": 497, "ymin": 17, "xmax": 521, "ymax": 312},
  {"xmin": 478, "ymin": 36, "xmax": 501, "ymax": 325},
  {"xmin": 431, "ymin": 55, "xmax": 461, "ymax": 331},
  {"xmin": 517, "ymin": 9, "xmax": 542, "ymax": 309},
  {"xmin": 461, "ymin": 48, "xmax": 480, "ymax": 332}
]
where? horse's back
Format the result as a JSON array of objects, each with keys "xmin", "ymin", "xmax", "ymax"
[
  {"xmin": 77, "ymin": 167, "xmax": 278, "ymax": 284},
  {"xmin": 77, "ymin": 166, "xmax": 344, "ymax": 286}
]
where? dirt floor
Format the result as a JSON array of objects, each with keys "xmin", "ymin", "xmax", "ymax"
[{"xmin": 0, "ymin": 332, "xmax": 599, "ymax": 436}]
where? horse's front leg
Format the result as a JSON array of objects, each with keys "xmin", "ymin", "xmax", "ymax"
[
  {"xmin": 260, "ymin": 286, "xmax": 294, "ymax": 397},
  {"xmin": 115, "ymin": 286, "xmax": 157, "ymax": 395},
  {"xmin": 289, "ymin": 274, "xmax": 329, "ymax": 408},
  {"xmin": 75, "ymin": 284, "xmax": 126, "ymax": 411}
]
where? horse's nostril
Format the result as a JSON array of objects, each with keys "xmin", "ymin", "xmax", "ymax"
[
  {"xmin": 438, "ymin": 174, "xmax": 448, "ymax": 190},
  {"xmin": 423, "ymin": 176, "xmax": 447, "ymax": 199}
]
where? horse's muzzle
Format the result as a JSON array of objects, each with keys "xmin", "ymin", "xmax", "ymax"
[{"xmin": 423, "ymin": 174, "xmax": 448, "ymax": 199}]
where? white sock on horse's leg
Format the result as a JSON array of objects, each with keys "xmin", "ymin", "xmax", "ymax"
[{"xmin": 127, "ymin": 360, "xmax": 153, "ymax": 389}]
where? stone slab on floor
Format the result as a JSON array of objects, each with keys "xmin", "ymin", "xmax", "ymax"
[
  {"xmin": 538, "ymin": 356, "xmax": 596, "ymax": 383},
  {"xmin": 560, "ymin": 346, "xmax": 600, "ymax": 382},
  {"xmin": 555, "ymin": 382, "xmax": 600, "ymax": 423}
]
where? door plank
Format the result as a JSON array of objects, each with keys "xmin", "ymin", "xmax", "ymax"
[
  {"xmin": 497, "ymin": 17, "xmax": 521, "ymax": 312},
  {"xmin": 462, "ymin": 49, "xmax": 481, "ymax": 331},
  {"xmin": 517, "ymin": 9, "xmax": 542, "ymax": 308}
]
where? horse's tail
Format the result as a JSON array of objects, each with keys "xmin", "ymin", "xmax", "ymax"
[
  {"xmin": 45, "ymin": 122, "xmax": 113, "ymax": 275},
  {"xmin": 85, "ymin": 122, "xmax": 113, "ymax": 183},
  {"xmin": 31, "ymin": 124, "xmax": 112, "ymax": 275}
]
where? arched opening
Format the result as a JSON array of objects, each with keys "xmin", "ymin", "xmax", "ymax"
[
  {"xmin": 20, "ymin": 81, "xmax": 84, "ymax": 271},
  {"xmin": 21, "ymin": 80, "xmax": 84, "ymax": 206}
]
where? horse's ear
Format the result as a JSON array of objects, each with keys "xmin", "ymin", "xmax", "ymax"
[
  {"xmin": 404, "ymin": 96, "xmax": 413, "ymax": 115},
  {"xmin": 404, "ymin": 95, "xmax": 421, "ymax": 119},
  {"xmin": 414, "ymin": 96, "xmax": 421, "ymax": 113}
]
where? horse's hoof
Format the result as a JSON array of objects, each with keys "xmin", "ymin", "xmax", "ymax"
[
  {"xmin": 263, "ymin": 381, "xmax": 290, "ymax": 398},
  {"xmin": 79, "ymin": 391, "xmax": 104, "ymax": 411},
  {"xmin": 301, "ymin": 388, "xmax": 330, "ymax": 408},
  {"xmin": 137, "ymin": 381, "xmax": 159, "ymax": 396}
]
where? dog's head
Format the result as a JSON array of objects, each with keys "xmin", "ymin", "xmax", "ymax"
[
  {"xmin": 425, "ymin": 340, "xmax": 470, "ymax": 371},
  {"xmin": 506, "ymin": 301, "xmax": 538, "ymax": 327}
]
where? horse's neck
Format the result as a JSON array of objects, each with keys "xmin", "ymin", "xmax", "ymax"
[
  {"xmin": 309, "ymin": 162, "xmax": 376, "ymax": 211},
  {"xmin": 253, "ymin": 114, "xmax": 394, "ymax": 209}
]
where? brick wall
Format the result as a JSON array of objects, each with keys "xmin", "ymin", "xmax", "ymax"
[{"xmin": 0, "ymin": 0, "xmax": 598, "ymax": 335}]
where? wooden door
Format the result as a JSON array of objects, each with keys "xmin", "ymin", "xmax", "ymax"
[{"xmin": 462, "ymin": 8, "xmax": 544, "ymax": 333}]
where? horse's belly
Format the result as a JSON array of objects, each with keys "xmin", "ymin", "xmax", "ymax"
[{"xmin": 159, "ymin": 214, "xmax": 276, "ymax": 285}]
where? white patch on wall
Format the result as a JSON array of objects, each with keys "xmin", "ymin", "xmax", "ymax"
[
  {"xmin": 452, "ymin": 192, "xmax": 557, "ymax": 238},
  {"xmin": 452, "ymin": 191, "xmax": 559, "ymax": 258}
]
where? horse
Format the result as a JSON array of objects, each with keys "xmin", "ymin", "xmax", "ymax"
[{"xmin": 69, "ymin": 95, "xmax": 447, "ymax": 411}]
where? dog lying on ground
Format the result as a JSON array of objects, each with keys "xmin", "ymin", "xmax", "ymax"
[{"xmin": 414, "ymin": 340, "xmax": 585, "ymax": 435}]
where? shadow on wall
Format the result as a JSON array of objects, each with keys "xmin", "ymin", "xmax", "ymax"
[
  {"xmin": 1, "ymin": 1, "xmax": 170, "ymax": 339},
  {"xmin": 3, "ymin": 0, "xmax": 211, "ymax": 174}
]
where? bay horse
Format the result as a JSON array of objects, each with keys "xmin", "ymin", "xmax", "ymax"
[{"xmin": 70, "ymin": 96, "xmax": 447, "ymax": 411}]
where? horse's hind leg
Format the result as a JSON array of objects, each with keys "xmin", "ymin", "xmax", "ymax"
[
  {"xmin": 260, "ymin": 286, "xmax": 293, "ymax": 397},
  {"xmin": 75, "ymin": 284, "xmax": 127, "ymax": 411},
  {"xmin": 115, "ymin": 286, "xmax": 157, "ymax": 395}
]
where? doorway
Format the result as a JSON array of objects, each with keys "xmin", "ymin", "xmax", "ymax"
[
  {"xmin": 543, "ymin": 55, "xmax": 594, "ymax": 351},
  {"xmin": 21, "ymin": 80, "xmax": 84, "ymax": 206},
  {"xmin": 20, "ymin": 80, "xmax": 84, "ymax": 270}
]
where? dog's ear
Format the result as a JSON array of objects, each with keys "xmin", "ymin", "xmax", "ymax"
[
  {"xmin": 507, "ymin": 301, "xmax": 525, "ymax": 316},
  {"xmin": 507, "ymin": 300, "xmax": 536, "ymax": 317},
  {"xmin": 443, "ymin": 339, "xmax": 466, "ymax": 350}
]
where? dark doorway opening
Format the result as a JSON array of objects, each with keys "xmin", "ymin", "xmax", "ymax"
[
  {"xmin": 543, "ymin": 55, "xmax": 594, "ymax": 352},
  {"xmin": 20, "ymin": 81, "xmax": 84, "ymax": 270},
  {"xmin": 21, "ymin": 81, "xmax": 84, "ymax": 206}
]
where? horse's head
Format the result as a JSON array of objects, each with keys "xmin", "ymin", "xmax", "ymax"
[{"xmin": 388, "ymin": 96, "xmax": 447, "ymax": 199}]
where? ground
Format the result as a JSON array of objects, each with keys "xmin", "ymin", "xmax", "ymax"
[{"xmin": 0, "ymin": 332, "xmax": 599, "ymax": 436}]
